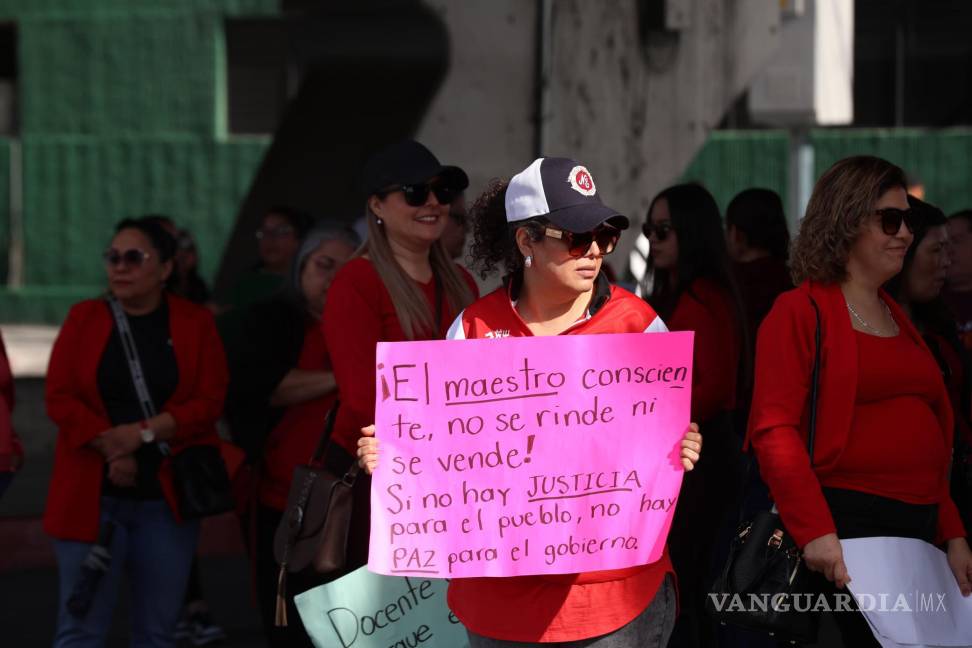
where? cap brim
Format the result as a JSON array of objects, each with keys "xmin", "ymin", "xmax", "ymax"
[
  {"xmin": 398, "ymin": 165, "xmax": 469, "ymax": 191},
  {"xmin": 545, "ymin": 203, "xmax": 629, "ymax": 233}
]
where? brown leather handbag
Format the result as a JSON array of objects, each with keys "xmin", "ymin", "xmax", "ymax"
[{"xmin": 272, "ymin": 402, "xmax": 359, "ymax": 626}]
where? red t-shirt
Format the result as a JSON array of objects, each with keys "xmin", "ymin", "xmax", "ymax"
[
  {"xmin": 259, "ymin": 323, "xmax": 338, "ymax": 511},
  {"xmin": 323, "ymin": 257, "xmax": 478, "ymax": 455},
  {"xmin": 446, "ymin": 275, "xmax": 675, "ymax": 643},
  {"xmin": 823, "ymin": 331, "xmax": 951, "ymax": 503}
]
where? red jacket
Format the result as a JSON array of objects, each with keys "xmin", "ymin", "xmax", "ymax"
[
  {"xmin": 748, "ymin": 281, "xmax": 965, "ymax": 547},
  {"xmin": 0, "ymin": 332, "xmax": 21, "ymax": 472},
  {"xmin": 44, "ymin": 294, "xmax": 229, "ymax": 541},
  {"xmin": 446, "ymin": 274, "xmax": 674, "ymax": 643}
]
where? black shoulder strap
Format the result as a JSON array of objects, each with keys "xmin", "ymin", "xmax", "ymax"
[
  {"xmin": 311, "ymin": 401, "xmax": 340, "ymax": 463},
  {"xmin": 807, "ymin": 296, "xmax": 822, "ymax": 465},
  {"xmin": 107, "ymin": 296, "xmax": 171, "ymax": 456}
]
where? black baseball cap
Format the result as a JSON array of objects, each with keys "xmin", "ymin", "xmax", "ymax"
[
  {"xmin": 504, "ymin": 157, "xmax": 628, "ymax": 233},
  {"xmin": 360, "ymin": 140, "xmax": 469, "ymax": 196}
]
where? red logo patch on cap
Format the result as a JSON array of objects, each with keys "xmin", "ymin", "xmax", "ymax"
[{"xmin": 568, "ymin": 166, "xmax": 596, "ymax": 196}]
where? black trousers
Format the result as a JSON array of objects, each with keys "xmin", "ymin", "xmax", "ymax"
[
  {"xmin": 255, "ymin": 504, "xmax": 321, "ymax": 648},
  {"xmin": 667, "ymin": 413, "xmax": 746, "ymax": 648},
  {"xmin": 802, "ymin": 488, "xmax": 939, "ymax": 648}
]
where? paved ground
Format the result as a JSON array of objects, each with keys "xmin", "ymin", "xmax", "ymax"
[{"xmin": 1, "ymin": 554, "xmax": 265, "ymax": 647}]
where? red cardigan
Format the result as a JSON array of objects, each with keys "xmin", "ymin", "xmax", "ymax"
[
  {"xmin": 748, "ymin": 281, "xmax": 965, "ymax": 547},
  {"xmin": 44, "ymin": 294, "xmax": 229, "ymax": 541}
]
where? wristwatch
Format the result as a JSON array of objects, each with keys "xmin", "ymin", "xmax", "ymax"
[{"xmin": 139, "ymin": 421, "xmax": 156, "ymax": 444}]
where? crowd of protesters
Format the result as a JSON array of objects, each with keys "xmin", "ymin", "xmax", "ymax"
[{"xmin": 16, "ymin": 140, "xmax": 972, "ymax": 648}]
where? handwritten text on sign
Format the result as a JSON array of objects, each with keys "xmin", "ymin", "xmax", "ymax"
[
  {"xmin": 294, "ymin": 567, "xmax": 469, "ymax": 648},
  {"xmin": 369, "ymin": 332, "xmax": 694, "ymax": 578}
]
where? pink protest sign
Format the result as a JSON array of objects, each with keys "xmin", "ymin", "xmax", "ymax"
[{"xmin": 368, "ymin": 331, "xmax": 694, "ymax": 578}]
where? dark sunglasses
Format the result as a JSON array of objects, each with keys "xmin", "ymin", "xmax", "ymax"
[
  {"xmin": 875, "ymin": 207, "xmax": 917, "ymax": 236},
  {"xmin": 103, "ymin": 248, "xmax": 151, "ymax": 267},
  {"xmin": 380, "ymin": 182, "xmax": 458, "ymax": 207},
  {"xmin": 641, "ymin": 221, "xmax": 673, "ymax": 242},
  {"xmin": 544, "ymin": 225, "xmax": 620, "ymax": 257}
]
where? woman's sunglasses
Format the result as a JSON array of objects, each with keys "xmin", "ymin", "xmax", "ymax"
[
  {"xmin": 875, "ymin": 207, "xmax": 917, "ymax": 235},
  {"xmin": 544, "ymin": 225, "xmax": 620, "ymax": 257},
  {"xmin": 641, "ymin": 221, "xmax": 673, "ymax": 242},
  {"xmin": 103, "ymin": 248, "xmax": 151, "ymax": 267},
  {"xmin": 379, "ymin": 182, "xmax": 458, "ymax": 207}
]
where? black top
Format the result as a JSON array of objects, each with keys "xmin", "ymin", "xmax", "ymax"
[
  {"xmin": 97, "ymin": 299, "xmax": 179, "ymax": 499},
  {"xmin": 223, "ymin": 295, "xmax": 308, "ymax": 463}
]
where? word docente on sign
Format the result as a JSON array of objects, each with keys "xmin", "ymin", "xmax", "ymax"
[
  {"xmin": 295, "ymin": 567, "xmax": 469, "ymax": 648},
  {"xmin": 369, "ymin": 332, "xmax": 693, "ymax": 579}
]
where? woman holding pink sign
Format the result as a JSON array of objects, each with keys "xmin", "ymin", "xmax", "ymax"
[{"xmin": 359, "ymin": 157, "xmax": 702, "ymax": 647}]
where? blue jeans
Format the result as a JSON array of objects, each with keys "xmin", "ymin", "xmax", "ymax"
[{"xmin": 53, "ymin": 497, "xmax": 200, "ymax": 648}]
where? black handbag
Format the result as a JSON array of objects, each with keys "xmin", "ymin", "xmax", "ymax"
[
  {"xmin": 707, "ymin": 296, "xmax": 822, "ymax": 645},
  {"xmin": 170, "ymin": 444, "xmax": 235, "ymax": 519},
  {"xmin": 108, "ymin": 297, "xmax": 233, "ymax": 519}
]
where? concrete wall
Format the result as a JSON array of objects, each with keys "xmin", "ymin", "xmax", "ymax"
[
  {"xmin": 541, "ymin": 0, "xmax": 782, "ymax": 270},
  {"xmin": 416, "ymin": 1, "xmax": 539, "ymax": 200}
]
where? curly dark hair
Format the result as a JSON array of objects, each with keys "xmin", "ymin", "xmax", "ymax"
[
  {"xmin": 468, "ymin": 178, "xmax": 546, "ymax": 279},
  {"xmin": 791, "ymin": 156, "xmax": 906, "ymax": 284}
]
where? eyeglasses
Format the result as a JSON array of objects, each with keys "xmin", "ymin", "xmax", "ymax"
[
  {"xmin": 544, "ymin": 225, "xmax": 620, "ymax": 257},
  {"xmin": 379, "ymin": 182, "xmax": 458, "ymax": 207},
  {"xmin": 642, "ymin": 221, "xmax": 673, "ymax": 242},
  {"xmin": 256, "ymin": 225, "xmax": 296, "ymax": 241},
  {"xmin": 104, "ymin": 248, "xmax": 151, "ymax": 267},
  {"xmin": 875, "ymin": 207, "xmax": 917, "ymax": 236}
]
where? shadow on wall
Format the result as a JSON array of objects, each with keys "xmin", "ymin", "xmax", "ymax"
[{"xmin": 214, "ymin": 1, "xmax": 452, "ymax": 297}]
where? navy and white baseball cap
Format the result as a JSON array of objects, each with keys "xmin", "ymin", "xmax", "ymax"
[{"xmin": 505, "ymin": 157, "xmax": 629, "ymax": 233}]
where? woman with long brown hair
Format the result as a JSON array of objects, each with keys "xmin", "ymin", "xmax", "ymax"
[
  {"xmin": 322, "ymin": 140, "xmax": 477, "ymax": 568},
  {"xmin": 749, "ymin": 156, "xmax": 972, "ymax": 645}
]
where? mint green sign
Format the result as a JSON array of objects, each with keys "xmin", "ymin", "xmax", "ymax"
[{"xmin": 294, "ymin": 567, "xmax": 470, "ymax": 648}]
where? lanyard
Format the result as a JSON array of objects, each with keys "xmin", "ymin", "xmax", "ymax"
[{"xmin": 106, "ymin": 296, "xmax": 169, "ymax": 455}]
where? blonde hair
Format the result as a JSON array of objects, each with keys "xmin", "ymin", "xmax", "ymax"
[{"xmin": 357, "ymin": 207, "xmax": 475, "ymax": 339}]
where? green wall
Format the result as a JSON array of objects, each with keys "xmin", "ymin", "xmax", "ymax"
[
  {"xmin": 0, "ymin": 0, "xmax": 277, "ymax": 323},
  {"xmin": 811, "ymin": 129, "xmax": 972, "ymax": 216},
  {"xmin": 4, "ymin": 0, "xmax": 972, "ymax": 323},
  {"xmin": 680, "ymin": 130, "xmax": 790, "ymax": 215},
  {"xmin": 682, "ymin": 128, "xmax": 972, "ymax": 222}
]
